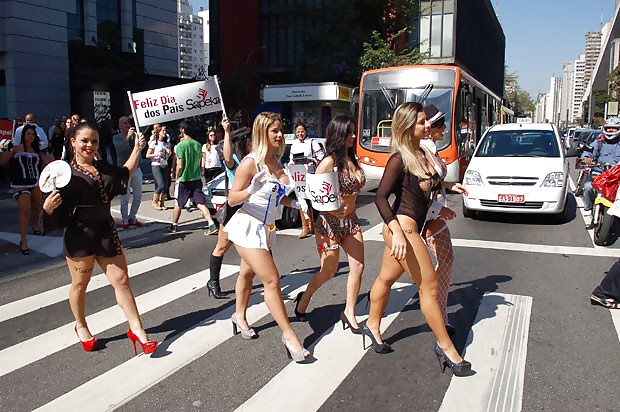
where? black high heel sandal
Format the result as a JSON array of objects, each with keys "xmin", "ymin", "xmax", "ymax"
[
  {"xmin": 294, "ymin": 292, "xmax": 307, "ymax": 321},
  {"xmin": 434, "ymin": 344, "xmax": 471, "ymax": 376},
  {"xmin": 207, "ymin": 280, "xmax": 227, "ymax": 299},
  {"xmin": 31, "ymin": 226, "xmax": 42, "ymax": 235},
  {"xmin": 339, "ymin": 312, "xmax": 361, "ymax": 334},
  {"xmin": 19, "ymin": 241, "xmax": 30, "ymax": 255},
  {"xmin": 360, "ymin": 322, "xmax": 392, "ymax": 353}
]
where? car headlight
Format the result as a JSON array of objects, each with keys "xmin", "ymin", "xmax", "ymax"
[
  {"xmin": 464, "ymin": 170, "xmax": 483, "ymax": 186},
  {"xmin": 541, "ymin": 172, "xmax": 564, "ymax": 187}
]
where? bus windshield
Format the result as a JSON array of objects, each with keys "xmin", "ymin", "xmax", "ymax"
[{"xmin": 359, "ymin": 87, "xmax": 454, "ymax": 153}]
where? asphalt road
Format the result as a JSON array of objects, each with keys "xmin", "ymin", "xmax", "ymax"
[{"xmin": 0, "ymin": 184, "xmax": 618, "ymax": 412}]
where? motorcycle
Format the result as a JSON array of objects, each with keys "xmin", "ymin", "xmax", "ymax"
[
  {"xmin": 574, "ymin": 141, "xmax": 595, "ymax": 197},
  {"xmin": 592, "ymin": 164, "xmax": 620, "ymax": 246}
]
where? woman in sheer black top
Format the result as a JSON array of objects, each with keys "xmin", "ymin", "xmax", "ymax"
[{"xmin": 364, "ymin": 102, "xmax": 471, "ymax": 376}]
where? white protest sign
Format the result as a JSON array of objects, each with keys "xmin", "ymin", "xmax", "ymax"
[
  {"xmin": 128, "ymin": 78, "xmax": 223, "ymax": 127},
  {"xmin": 287, "ymin": 164, "xmax": 307, "ymax": 200},
  {"xmin": 306, "ymin": 170, "xmax": 340, "ymax": 211}
]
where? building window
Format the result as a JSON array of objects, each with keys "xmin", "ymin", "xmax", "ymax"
[
  {"xmin": 419, "ymin": 0, "xmax": 454, "ymax": 58},
  {"xmin": 67, "ymin": 0, "xmax": 85, "ymax": 43},
  {"xmin": 96, "ymin": 0, "xmax": 122, "ymax": 51}
]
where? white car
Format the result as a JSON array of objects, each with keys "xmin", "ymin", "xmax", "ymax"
[{"xmin": 462, "ymin": 123, "xmax": 569, "ymax": 222}]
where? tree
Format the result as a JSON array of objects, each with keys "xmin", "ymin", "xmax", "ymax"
[
  {"xmin": 503, "ymin": 70, "xmax": 534, "ymax": 117},
  {"xmin": 608, "ymin": 66, "xmax": 620, "ymax": 99},
  {"xmin": 359, "ymin": 28, "xmax": 424, "ymax": 71}
]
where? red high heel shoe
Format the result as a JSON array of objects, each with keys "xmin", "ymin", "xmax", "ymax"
[
  {"xmin": 74, "ymin": 325, "xmax": 98, "ymax": 352},
  {"xmin": 127, "ymin": 328, "xmax": 158, "ymax": 355}
]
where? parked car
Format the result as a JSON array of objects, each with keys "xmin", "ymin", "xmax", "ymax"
[
  {"xmin": 202, "ymin": 138, "xmax": 326, "ymax": 229},
  {"xmin": 462, "ymin": 122, "xmax": 569, "ymax": 222}
]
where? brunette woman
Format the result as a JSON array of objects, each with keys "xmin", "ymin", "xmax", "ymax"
[
  {"xmin": 0, "ymin": 125, "xmax": 49, "ymax": 254},
  {"xmin": 224, "ymin": 112, "xmax": 310, "ymax": 362},
  {"xmin": 42, "ymin": 123, "xmax": 157, "ymax": 355},
  {"xmin": 365, "ymin": 102, "xmax": 471, "ymax": 376},
  {"xmin": 202, "ymin": 129, "xmax": 223, "ymax": 183},
  {"xmin": 293, "ymin": 116, "xmax": 365, "ymax": 334}
]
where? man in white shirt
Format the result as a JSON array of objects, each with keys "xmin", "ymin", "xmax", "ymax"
[{"xmin": 13, "ymin": 113, "xmax": 49, "ymax": 151}]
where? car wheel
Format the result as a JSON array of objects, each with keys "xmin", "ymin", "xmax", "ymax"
[{"xmin": 462, "ymin": 200, "xmax": 476, "ymax": 219}]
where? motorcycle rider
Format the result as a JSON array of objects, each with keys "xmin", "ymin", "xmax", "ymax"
[{"xmin": 582, "ymin": 116, "xmax": 620, "ymax": 216}]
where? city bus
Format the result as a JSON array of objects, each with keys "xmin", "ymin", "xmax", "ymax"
[
  {"xmin": 355, "ymin": 64, "xmax": 503, "ymax": 189},
  {"xmin": 501, "ymin": 105, "xmax": 515, "ymax": 124}
]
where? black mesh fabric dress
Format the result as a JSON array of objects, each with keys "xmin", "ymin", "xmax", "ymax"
[{"xmin": 45, "ymin": 160, "xmax": 129, "ymax": 257}]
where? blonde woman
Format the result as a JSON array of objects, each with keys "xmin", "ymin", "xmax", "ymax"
[
  {"xmin": 365, "ymin": 102, "xmax": 471, "ymax": 376},
  {"xmin": 224, "ymin": 112, "xmax": 310, "ymax": 362}
]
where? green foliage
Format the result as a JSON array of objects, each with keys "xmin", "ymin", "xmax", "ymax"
[
  {"xmin": 503, "ymin": 70, "xmax": 534, "ymax": 117},
  {"xmin": 608, "ymin": 66, "xmax": 620, "ymax": 98},
  {"xmin": 359, "ymin": 29, "xmax": 424, "ymax": 71}
]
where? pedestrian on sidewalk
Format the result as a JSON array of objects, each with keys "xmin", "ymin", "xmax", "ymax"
[
  {"xmin": 146, "ymin": 127, "xmax": 171, "ymax": 210},
  {"xmin": 293, "ymin": 116, "xmax": 366, "ymax": 334},
  {"xmin": 113, "ymin": 116, "xmax": 143, "ymax": 229},
  {"xmin": 207, "ymin": 118, "xmax": 252, "ymax": 298},
  {"xmin": 224, "ymin": 112, "xmax": 310, "ymax": 362},
  {"xmin": 0, "ymin": 124, "xmax": 50, "ymax": 255},
  {"xmin": 42, "ymin": 122, "xmax": 157, "ymax": 355},
  {"xmin": 168, "ymin": 121, "xmax": 217, "ymax": 234},
  {"xmin": 366, "ymin": 102, "xmax": 471, "ymax": 375}
]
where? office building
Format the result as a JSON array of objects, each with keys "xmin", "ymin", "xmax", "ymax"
[
  {"xmin": 560, "ymin": 61, "xmax": 574, "ymax": 125},
  {"xmin": 572, "ymin": 55, "xmax": 586, "ymax": 122},
  {"xmin": 584, "ymin": 30, "xmax": 603, "ymax": 88}
]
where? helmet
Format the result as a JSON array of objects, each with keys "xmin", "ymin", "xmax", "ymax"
[{"xmin": 603, "ymin": 116, "xmax": 620, "ymax": 140}]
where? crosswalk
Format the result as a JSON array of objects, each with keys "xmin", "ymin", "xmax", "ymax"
[{"xmin": 2, "ymin": 217, "xmax": 618, "ymax": 411}]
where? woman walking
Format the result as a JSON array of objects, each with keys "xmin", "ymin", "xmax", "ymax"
[
  {"xmin": 224, "ymin": 112, "xmax": 310, "ymax": 362},
  {"xmin": 0, "ymin": 124, "xmax": 49, "ymax": 254},
  {"xmin": 364, "ymin": 102, "xmax": 471, "ymax": 376},
  {"xmin": 43, "ymin": 123, "xmax": 157, "ymax": 355},
  {"xmin": 293, "ymin": 116, "xmax": 365, "ymax": 334},
  {"xmin": 421, "ymin": 104, "xmax": 468, "ymax": 334},
  {"xmin": 207, "ymin": 117, "xmax": 252, "ymax": 298},
  {"xmin": 146, "ymin": 127, "xmax": 171, "ymax": 210}
]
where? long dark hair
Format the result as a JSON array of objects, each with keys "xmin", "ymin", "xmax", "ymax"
[
  {"xmin": 21, "ymin": 124, "xmax": 41, "ymax": 155},
  {"xmin": 324, "ymin": 115, "xmax": 359, "ymax": 172}
]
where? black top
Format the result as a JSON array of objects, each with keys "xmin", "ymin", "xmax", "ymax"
[
  {"xmin": 9, "ymin": 152, "xmax": 41, "ymax": 188},
  {"xmin": 45, "ymin": 160, "xmax": 129, "ymax": 257},
  {"xmin": 375, "ymin": 152, "xmax": 436, "ymax": 233}
]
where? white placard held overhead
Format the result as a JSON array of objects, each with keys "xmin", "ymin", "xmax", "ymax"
[
  {"xmin": 306, "ymin": 170, "xmax": 340, "ymax": 211},
  {"xmin": 287, "ymin": 164, "xmax": 308, "ymax": 200},
  {"xmin": 128, "ymin": 78, "xmax": 223, "ymax": 127}
]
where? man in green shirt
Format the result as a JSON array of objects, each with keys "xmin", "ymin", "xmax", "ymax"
[{"xmin": 169, "ymin": 121, "xmax": 217, "ymax": 234}]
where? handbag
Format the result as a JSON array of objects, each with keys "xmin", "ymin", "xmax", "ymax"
[{"xmin": 214, "ymin": 203, "xmax": 227, "ymax": 224}]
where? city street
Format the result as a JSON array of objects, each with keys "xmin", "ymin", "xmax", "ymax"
[{"xmin": 0, "ymin": 175, "xmax": 618, "ymax": 412}]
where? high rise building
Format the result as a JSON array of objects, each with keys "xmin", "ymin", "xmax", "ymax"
[
  {"xmin": 584, "ymin": 30, "xmax": 603, "ymax": 87},
  {"xmin": 560, "ymin": 61, "xmax": 575, "ymax": 125},
  {"xmin": 178, "ymin": 0, "xmax": 205, "ymax": 79},
  {"xmin": 197, "ymin": 8, "xmax": 210, "ymax": 77},
  {"xmin": 546, "ymin": 76, "xmax": 562, "ymax": 125},
  {"xmin": 572, "ymin": 54, "xmax": 586, "ymax": 123},
  {"xmin": 0, "ymin": 0, "xmax": 179, "ymax": 126}
]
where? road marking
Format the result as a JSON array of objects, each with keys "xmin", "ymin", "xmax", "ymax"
[
  {"xmin": 0, "ymin": 232, "xmax": 64, "ymax": 257},
  {"xmin": 235, "ymin": 282, "xmax": 417, "ymax": 412},
  {"xmin": 362, "ymin": 223, "xmax": 619, "ymax": 257},
  {"xmin": 33, "ymin": 269, "xmax": 319, "ymax": 412},
  {"xmin": 569, "ymin": 175, "xmax": 603, "ymax": 247},
  {"xmin": 610, "ymin": 310, "xmax": 620, "ymax": 344},
  {"xmin": 439, "ymin": 293, "xmax": 532, "ymax": 412},
  {"xmin": 0, "ymin": 256, "xmax": 179, "ymax": 323},
  {"xmin": 0, "ymin": 264, "xmax": 239, "ymax": 378}
]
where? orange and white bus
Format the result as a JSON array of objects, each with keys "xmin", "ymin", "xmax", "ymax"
[{"xmin": 355, "ymin": 64, "xmax": 503, "ymax": 189}]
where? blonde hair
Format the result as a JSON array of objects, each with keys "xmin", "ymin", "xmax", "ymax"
[
  {"xmin": 391, "ymin": 102, "xmax": 430, "ymax": 179},
  {"xmin": 251, "ymin": 112, "xmax": 285, "ymax": 169}
]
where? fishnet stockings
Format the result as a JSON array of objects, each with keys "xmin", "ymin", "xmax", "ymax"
[{"xmin": 424, "ymin": 224, "xmax": 453, "ymax": 323}]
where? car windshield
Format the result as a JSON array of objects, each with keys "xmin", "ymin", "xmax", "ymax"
[{"xmin": 476, "ymin": 130, "xmax": 561, "ymax": 158}]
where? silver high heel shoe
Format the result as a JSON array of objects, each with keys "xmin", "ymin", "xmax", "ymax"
[
  {"xmin": 231, "ymin": 313, "xmax": 257, "ymax": 339},
  {"xmin": 281, "ymin": 334, "xmax": 310, "ymax": 363}
]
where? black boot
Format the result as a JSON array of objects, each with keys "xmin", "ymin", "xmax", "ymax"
[{"xmin": 207, "ymin": 254, "xmax": 227, "ymax": 299}]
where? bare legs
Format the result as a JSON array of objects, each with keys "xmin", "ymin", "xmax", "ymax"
[
  {"xmin": 15, "ymin": 192, "xmax": 31, "ymax": 250},
  {"xmin": 234, "ymin": 245, "xmax": 305, "ymax": 352},
  {"xmin": 66, "ymin": 253, "xmax": 151, "ymax": 344},
  {"xmin": 297, "ymin": 230, "xmax": 364, "ymax": 328},
  {"xmin": 366, "ymin": 216, "xmax": 462, "ymax": 363}
]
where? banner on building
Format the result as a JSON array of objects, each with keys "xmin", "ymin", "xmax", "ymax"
[
  {"xmin": 0, "ymin": 119, "xmax": 15, "ymax": 141},
  {"xmin": 93, "ymin": 91, "xmax": 111, "ymax": 124},
  {"xmin": 306, "ymin": 170, "xmax": 340, "ymax": 211},
  {"xmin": 128, "ymin": 78, "xmax": 224, "ymax": 127}
]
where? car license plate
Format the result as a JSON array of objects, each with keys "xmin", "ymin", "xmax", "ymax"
[{"xmin": 498, "ymin": 194, "xmax": 525, "ymax": 203}]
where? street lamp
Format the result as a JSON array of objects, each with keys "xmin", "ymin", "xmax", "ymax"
[{"xmin": 246, "ymin": 46, "xmax": 267, "ymax": 65}]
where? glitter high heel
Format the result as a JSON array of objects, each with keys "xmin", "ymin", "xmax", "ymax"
[
  {"xmin": 281, "ymin": 334, "xmax": 310, "ymax": 363},
  {"xmin": 434, "ymin": 344, "xmax": 471, "ymax": 376},
  {"xmin": 231, "ymin": 313, "xmax": 257, "ymax": 339}
]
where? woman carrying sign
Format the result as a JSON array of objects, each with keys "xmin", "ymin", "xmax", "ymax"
[
  {"xmin": 224, "ymin": 112, "xmax": 310, "ymax": 362},
  {"xmin": 294, "ymin": 116, "xmax": 366, "ymax": 334},
  {"xmin": 365, "ymin": 103, "xmax": 470, "ymax": 376}
]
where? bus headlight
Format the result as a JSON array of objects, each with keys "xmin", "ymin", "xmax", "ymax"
[
  {"xmin": 464, "ymin": 170, "xmax": 483, "ymax": 186},
  {"xmin": 541, "ymin": 172, "xmax": 564, "ymax": 187},
  {"xmin": 361, "ymin": 156, "xmax": 376, "ymax": 165}
]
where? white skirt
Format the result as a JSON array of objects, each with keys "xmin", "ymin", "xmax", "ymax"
[{"xmin": 224, "ymin": 209, "xmax": 276, "ymax": 250}]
